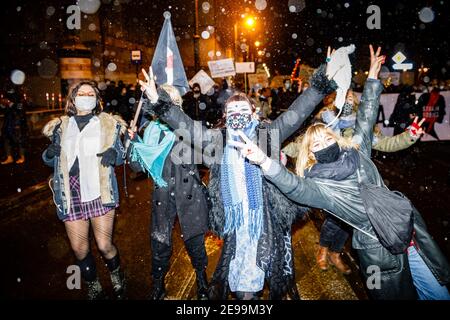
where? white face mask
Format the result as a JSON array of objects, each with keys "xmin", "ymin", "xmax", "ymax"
[{"xmin": 75, "ymin": 96, "xmax": 97, "ymax": 112}]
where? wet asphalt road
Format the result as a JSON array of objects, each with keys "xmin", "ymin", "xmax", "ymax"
[{"xmin": 0, "ymin": 139, "xmax": 449, "ymax": 299}]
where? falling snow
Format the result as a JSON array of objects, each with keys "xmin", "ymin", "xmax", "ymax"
[
  {"xmin": 78, "ymin": 0, "xmax": 101, "ymax": 14},
  {"xmin": 107, "ymin": 62, "xmax": 117, "ymax": 72},
  {"xmin": 11, "ymin": 70, "xmax": 26, "ymax": 85},
  {"xmin": 418, "ymin": 7, "xmax": 435, "ymax": 23}
]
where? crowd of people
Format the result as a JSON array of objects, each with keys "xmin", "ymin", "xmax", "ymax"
[
  {"xmin": 37, "ymin": 43, "xmax": 450, "ymax": 301},
  {"xmin": 1, "ymin": 67, "xmax": 447, "ymax": 168}
]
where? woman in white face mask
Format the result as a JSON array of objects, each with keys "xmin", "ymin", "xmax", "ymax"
[{"xmin": 42, "ymin": 81, "xmax": 127, "ymax": 300}]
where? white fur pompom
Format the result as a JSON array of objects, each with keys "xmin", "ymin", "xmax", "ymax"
[{"xmin": 326, "ymin": 44, "xmax": 355, "ymax": 109}]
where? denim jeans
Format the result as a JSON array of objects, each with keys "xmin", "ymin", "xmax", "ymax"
[
  {"xmin": 408, "ymin": 246, "xmax": 450, "ymax": 300},
  {"xmin": 319, "ymin": 215, "xmax": 350, "ymax": 252}
]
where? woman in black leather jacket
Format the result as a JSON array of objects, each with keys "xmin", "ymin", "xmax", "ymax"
[{"xmin": 231, "ymin": 46, "xmax": 450, "ymax": 300}]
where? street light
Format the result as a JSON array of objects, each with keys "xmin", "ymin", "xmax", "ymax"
[
  {"xmin": 246, "ymin": 17, "xmax": 255, "ymax": 27},
  {"xmin": 254, "ymin": 40, "xmax": 261, "ymax": 47}
]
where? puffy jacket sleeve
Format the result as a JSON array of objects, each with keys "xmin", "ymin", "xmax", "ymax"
[
  {"xmin": 372, "ymin": 131, "xmax": 417, "ymax": 152},
  {"xmin": 352, "ymin": 78, "xmax": 383, "ymax": 157},
  {"xmin": 268, "ymin": 65, "xmax": 337, "ymax": 144}
]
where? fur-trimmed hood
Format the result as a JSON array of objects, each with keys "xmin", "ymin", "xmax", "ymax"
[
  {"xmin": 42, "ymin": 112, "xmax": 127, "ymax": 139},
  {"xmin": 42, "ymin": 112, "xmax": 127, "ymax": 217}
]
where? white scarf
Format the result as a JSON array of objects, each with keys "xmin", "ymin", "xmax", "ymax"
[{"xmin": 63, "ymin": 116, "xmax": 101, "ymax": 202}]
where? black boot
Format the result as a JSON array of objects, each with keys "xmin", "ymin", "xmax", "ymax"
[
  {"xmin": 78, "ymin": 253, "xmax": 106, "ymax": 300},
  {"xmin": 196, "ymin": 270, "xmax": 209, "ymax": 300},
  {"xmin": 149, "ymin": 275, "xmax": 166, "ymax": 300},
  {"xmin": 110, "ymin": 267, "xmax": 127, "ymax": 300},
  {"xmin": 287, "ymin": 282, "xmax": 301, "ymax": 300},
  {"xmin": 86, "ymin": 278, "xmax": 107, "ymax": 300},
  {"xmin": 104, "ymin": 254, "xmax": 126, "ymax": 300}
]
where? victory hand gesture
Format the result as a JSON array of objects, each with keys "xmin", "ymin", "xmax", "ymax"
[
  {"xmin": 408, "ymin": 117, "xmax": 426, "ymax": 139},
  {"xmin": 368, "ymin": 45, "xmax": 385, "ymax": 80},
  {"xmin": 139, "ymin": 66, "xmax": 158, "ymax": 103},
  {"xmin": 227, "ymin": 131, "xmax": 268, "ymax": 165}
]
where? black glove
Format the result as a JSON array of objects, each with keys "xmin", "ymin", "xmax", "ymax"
[
  {"xmin": 97, "ymin": 148, "xmax": 118, "ymax": 167},
  {"xmin": 46, "ymin": 143, "xmax": 61, "ymax": 159}
]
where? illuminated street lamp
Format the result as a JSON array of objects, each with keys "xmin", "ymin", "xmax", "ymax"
[
  {"xmin": 246, "ymin": 17, "xmax": 255, "ymax": 28},
  {"xmin": 234, "ymin": 15, "xmax": 258, "ymax": 62}
]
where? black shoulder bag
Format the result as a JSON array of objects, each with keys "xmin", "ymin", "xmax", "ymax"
[{"xmin": 357, "ymin": 169, "xmax": 414, "ymax": 254}]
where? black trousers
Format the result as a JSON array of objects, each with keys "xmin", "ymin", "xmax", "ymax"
[
  {"xmin": 151, "ymin": 233, "xmax": 208, "ymax": 278},
  {"xmin": 319, "ymin": 214, "xmax": 350, "ymax": 252}
]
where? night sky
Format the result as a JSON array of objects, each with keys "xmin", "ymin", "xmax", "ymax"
[{"xmin": 0, "ymin": 0, "xmax": 449, "ymax": 81}]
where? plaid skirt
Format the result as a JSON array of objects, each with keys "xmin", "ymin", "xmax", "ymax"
[{"xmin": 63, "ymin": 175, "xmax": 115, "ymax": 222}]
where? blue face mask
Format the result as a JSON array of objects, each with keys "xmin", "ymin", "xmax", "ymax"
[{"xmin": 226, "ymin": 113, "xmax": 252, "ymax": 130}]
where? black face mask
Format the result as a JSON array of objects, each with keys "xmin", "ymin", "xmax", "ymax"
[{"xmin": 313, "ymin": 142, "xmax": 340, "ymax": 164}]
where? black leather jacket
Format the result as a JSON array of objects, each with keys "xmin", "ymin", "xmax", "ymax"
[{"xmin": 263, "ymin": 79, "xmax": 450, "ymax": 297}]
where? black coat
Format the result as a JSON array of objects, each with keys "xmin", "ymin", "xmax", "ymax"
[
  {"xmin": 143, "ymin": 65, "xmax": 337, "ymax": 299},
  {"xmin": 389, "ymin": 91, "xmax": 418, "ymax": 135},
  {"xmin": 129, "ymin": 130, "xmax": 209, "ymax": 246}
]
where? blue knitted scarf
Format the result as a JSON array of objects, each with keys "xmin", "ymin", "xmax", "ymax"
[
  {"xmin": 220, "ymin": 120, "xmax": 264, "ymax": 241},
  {"xmin": 130, "ymin": 120, "xmax": 176, "ymax": 188}
]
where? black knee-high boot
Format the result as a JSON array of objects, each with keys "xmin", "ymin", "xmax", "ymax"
[
  {"xmin": 149, "ymin": 239, "xmax": 171, "ymax": 300},
  {"xmin": 104, "ymin": 253, "xmax": 126, "ymax": 300},
  {"xmin": 185, "ymin": 234, "xmax": 209, "ymax": 300},
  {"xmin": 77, "ymin": 252, "xmax": 106, "ymax": 300}
]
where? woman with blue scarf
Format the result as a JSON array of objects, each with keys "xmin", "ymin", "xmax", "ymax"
[
  {"xmin": 139, "ymin": 54, "xmax": 338, "ymax": 299},
  {"xmin": 128, "ymin": 84, "xmax": 210, "ymax": 300}
]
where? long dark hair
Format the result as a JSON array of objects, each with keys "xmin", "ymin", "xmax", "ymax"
[
  {"xmin": 65, "ymin": 81, "xmax": 103, "ymax": 117},
  {"xmin": 214, "ymin": 92, "xmax": 257, "ymax": 128}
]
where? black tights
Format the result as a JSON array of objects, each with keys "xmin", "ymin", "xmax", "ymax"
[{"xmin": 65, "ymin": 210, "xmax": 120, "ymax": 281}]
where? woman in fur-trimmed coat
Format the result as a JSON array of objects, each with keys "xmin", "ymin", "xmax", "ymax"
[
  {"xmin": 138, "ymin": 60, "xmax": 338, "ymax": 299},
  {"xmin": 42, "ymin": 81, "xmax": 127, "ymax": 300}
]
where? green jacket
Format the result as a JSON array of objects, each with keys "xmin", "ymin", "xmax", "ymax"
[
  {"xmin": 342, "ymin": 127, "xmax": 417, "ymax": 152},
  {"xmin": 282, "ymin": 123, "xmax": 417, "ymax": 158}
]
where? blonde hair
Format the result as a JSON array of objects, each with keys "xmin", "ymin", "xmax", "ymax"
[
  {"xmin": 295, "ymin": 124, "xmax": 358, "ymax": 177},
  {"xmin": 160, "ymin": 84, "xmax": 183, "ymax": 107}
]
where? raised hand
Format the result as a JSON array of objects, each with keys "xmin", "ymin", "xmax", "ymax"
[
  {"xmin": 139, "ymin": 66, "xmax": 158, "ymax": 103},
  {"xmin": 408, "ymin": 117, "xmax": 426, "ymax": 139},
  {"xmin": 227, "ymin": 130, "xmax": 268, "ymax": 165},
  {"xmin": 368, "ymin": 45, "xmax": 385, "ymax": 80}
]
